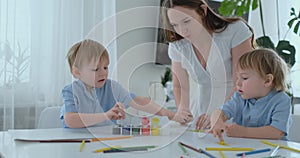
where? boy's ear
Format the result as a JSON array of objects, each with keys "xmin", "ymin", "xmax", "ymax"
[
  {"xmin": 264, "ymin": 74, "xmax": 274, "ymax": 87},
  {"xmin": 200, "ymin": 4, "xmax": 208, "ymax": 17},
  {"xmin": 72, "ymin": 66, "xmax": 80, "ymax": 78}
]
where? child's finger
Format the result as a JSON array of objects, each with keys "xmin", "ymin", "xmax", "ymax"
[
  {"xmin": 224, "ymin": 124, "xmax": 231, "ymax": 131},
  {"xmin": 212, "ymin": 130, "xmax": 218, "ymax": 138},
  {"xmin": 118, "ymin": 107, "xmax": 126, "ymax": 117},
  {"xmin": 110, "ymin": 110, "xmax": 119, "ymax": 120},
  {"xmin": 217, "ymin": 130, "xmax": 224, "ymax": 142},
  {"xmin": 112, "ymin": 107, "xmax": 125, "ymax": 120},
  {"xmin": 116, "ymin": 102, "xmax": 125, "ymax": 109}
]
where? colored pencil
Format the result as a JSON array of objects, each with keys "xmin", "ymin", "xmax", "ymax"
[
  {"xmin": 179, "ymin": 142, "xmax": 216, "ymax": 158},
  {"xmin": 93, "ymin": 146, "xmax": 122, "ymax": 153},
  {"xmin": 219, "ymin": 150, "xmax": 225, "ymax": 158},
  {"xmin": 79, "ymin": 140, "xmax": 85, "ymax": 152},
  {"xmin": 270, "ymin": 146, "xmax": 280, "ymax": 156},
  {"xmin": 103, "ymin": 145, "xmax": 156, "ymax": 153},
  {"xmin": 178, "ymin": 142, "xmax": 189, "ymax": 156},
  {"xmin": 260, "ymin": 140, "xmax": 300, "ymax": 153},
  {"xmin": 14, "ymin": 135, "xmax": 132, "ymax": 143},
  {"xmin": 103, "ymin": 147, "xmax": 148, "ymax": 153},
  {"xmin": 236, "ymin": 148, "xmax": 271, "ymax": 156},
  {"xmin": 205, "ymin": 147, "xmax": 253, "ymax": 151},
  {"xmin": 188, "ymin": 129, "xmax": 205, "ymax": 133},
  {"xmin": 91, "ymin": 135, "xmax": 133, "ymax": 142}
]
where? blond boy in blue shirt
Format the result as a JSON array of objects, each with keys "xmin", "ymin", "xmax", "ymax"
[
  {"xmin": 209, "ymin": 48, "xmax": 291, "ymax": 140},
  {"xmin": 60, "ymin": 39, "xmax": 193, "ymax": 128}
]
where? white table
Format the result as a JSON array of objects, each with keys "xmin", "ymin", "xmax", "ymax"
[{"xmin": 1, "ymin": 122, "xmax": 300, "ymax": 158}]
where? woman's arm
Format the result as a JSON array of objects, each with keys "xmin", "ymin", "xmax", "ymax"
[
  {"xmin": 130, "ymin": 96, "xmax": 193, "ymax": 123},
  {"xmin": 172, "ymin": 61, "xmax": 190, "ymax": 112},
  {"xmin": 227, "ymin": 37, "xmax": 254, "ymax": 100}
]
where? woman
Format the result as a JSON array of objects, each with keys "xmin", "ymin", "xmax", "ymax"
[{"xmin": 161, "ymin": 0, "xmax": 254, "ymax": 129}]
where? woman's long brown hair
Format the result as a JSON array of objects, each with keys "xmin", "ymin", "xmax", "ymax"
[{"xmin": 161, "ymin": 0, "xmax": 254, "ymax": 44}]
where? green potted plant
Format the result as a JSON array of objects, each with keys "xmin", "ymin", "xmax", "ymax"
[
  {"xmin": 218, "ymin": 0, "xmax": 300, "ymax": 111},
  {"xmin": 161, "ymin": 67, "xmax": 173, "ymax": 101},
  {"xmin": 288, "ymin": 7, "xmax": 300, "ymax": 37},
  {"xmin": 161, "ymin": 67, "xmax": 172, "ymax": 87},
  {"xmin": 219, "ymin": 0, "xmax": 296, "ymax": 67}
]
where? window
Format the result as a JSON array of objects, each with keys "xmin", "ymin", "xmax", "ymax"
[{"xmin": 0, "ymin": 0, "xmax": 116, "ymax": 130}]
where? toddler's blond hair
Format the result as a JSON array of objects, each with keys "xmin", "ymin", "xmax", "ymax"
[
  {"xmin": 238, "ymin": 48, "xmax": 288, "ymax": 91},
  {"xmin": 66, "ymin": 39, "xmax": 109, "ymax": 75}
]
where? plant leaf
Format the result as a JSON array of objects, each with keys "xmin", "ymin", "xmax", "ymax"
[
  {"xmin": 290, "ymin": 7, "xmax": 296, "ymax": 16},
  {"xmin": 219, "ymin": 0, "xmax": 237, "ymax": 16},
  {"xmin": 255, "ymin": 36, "xmax": 275, "ymax": 49},
  {"xmin": 288, "ymin": 17, "xmax": 298, "ymax": 28},
  {"xmin": 288, "ymin": 8, "xmax": 300, "ymax": 37},
  {"xmin": 275, "ymin": 40, "xmax": 296, "ymax": 67},
  {"xmin": 219, "ymin": 0, "xmax": 257, "ymax": 17},
  {"xmin": 236, "ymin": 0, "xmax": 246, "ymax": 16},
  {"xmin": 294, "ymin": 21, "xmax": 300, "ymax": 34},
  {"xmin": 252, "ymin": 0, "xmax": 258, "ymax": 10}
]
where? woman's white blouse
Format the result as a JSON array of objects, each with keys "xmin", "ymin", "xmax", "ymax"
[{"xmin": 168, "ymin": 20, "xmax": 252, "ymax": 118}]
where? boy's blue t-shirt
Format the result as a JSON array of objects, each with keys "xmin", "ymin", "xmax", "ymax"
[
  {"xmin": 220, "ymin": 90, "xmax": 291, "ymax": 140},
  {"xmin": 60, "ymin": 79, "xmax": 135, "ymax": 128}
]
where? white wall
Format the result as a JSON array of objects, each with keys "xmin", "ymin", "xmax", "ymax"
[
  {"xmin": 114, "ymin": 0, "xmax": 166, "ymax": 97},
  {"xmin": 249, "ymin": 0, "xmax": 300, "ymax": 96},
  {"xmin": 249, "ymin": 0, "xmax": 300, "ymax": 60},
  {"xmin": 290, "ymin": 1, "xmax": 300, "ymax": 97}
]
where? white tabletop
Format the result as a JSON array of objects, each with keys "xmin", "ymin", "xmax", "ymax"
[{"xmin": 1, "ymin": 122, "xmax": 300, "ymax": 158}]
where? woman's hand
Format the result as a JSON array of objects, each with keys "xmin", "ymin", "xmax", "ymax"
[
  {"xmin": 195, "ymin": 114, "xmax": 211, "ymax": 130},
  {"xmin": 170, "ymin": 110, "xmax": 193, "ymax": 124},
  {"xmin": 106, "ymin": 102, "xmax": 126, "ymax": 120}
]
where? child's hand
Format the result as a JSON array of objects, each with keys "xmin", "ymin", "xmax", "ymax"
[
  {"xmin": 106, "ymin": 102, "xmax": 126, "ymax": 120},
  {"xmin": 208, "ymin": 122, "xmax": 225, "ymax": 142},
  {"xmin": 224, "ymin": 123, "xmax": 245, "ymax": 137},
  {"xmin": 195, "ymin": 114, "xmax": 211, "ymax": 130},
  {"xmin": 171, "ymin": 110, "xmax": 193, "ymax": 124}
]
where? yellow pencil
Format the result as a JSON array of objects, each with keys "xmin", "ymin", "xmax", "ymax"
[
  {"xmin": 219, "ymin": 150, "xmax": 226, "ymax": 158},
  {"xmin": 218, "ymin": 140, "xmax": 229, "ymax": 146},
  {"xmin": 80, "ymin": 140, "xmax": 85, "ymax": 152},
  {"xmin": 91, "ymin": 135, "xmax": 132, "ymax": 142},
  {"xmin": 205, "ymin": 147, "xmax": 253, "ymax": 151},
  {"xmin": 260, "ymin": 140, "xmax": 278, "ymax": 147},
  {"xmin": 93, "ymin": 145, "xmax": 122, "ymax": 153},
  {"xmin": 260, "ymin": 140, "xmax": 300, "ymax": 153},
  {"xmin": 187, "ymin": 129, "xmax": 205, "ymax": 133}
]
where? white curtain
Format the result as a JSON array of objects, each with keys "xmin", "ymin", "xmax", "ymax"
[{"xmin": 0, "ymin": 0, "xmax": 116, "ymax": 130}]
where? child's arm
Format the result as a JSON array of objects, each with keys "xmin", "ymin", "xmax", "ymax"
[
  {"xmin": 129, "ymin": 96, "xmax": 193, "ymax": 124},
  {"xmin": 225, "ymin": 123, "xmax": 284, "ymax": 139},
  {"xmin": 64, "ymin": 112, "xmax": 110, "ymax": 128},
  {"xmin": 224, "ymin": 92, "xmax": 290, "ymax": 140},
  {"xmin": 64, "ymin": 102, "xmax": 125, "ymax": 128},
  {"xmin": 208, "ymin": 109, "xmax": 228, "ymax": 141}
]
